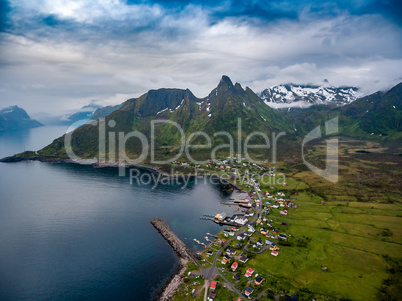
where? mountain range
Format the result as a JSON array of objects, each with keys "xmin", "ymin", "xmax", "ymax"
[
  {"xmin": 291, "ymin": 82, "xmax": 401, "ymax": 139},
  {"xmin": 0, "ymin": 106, "xmax": 42, "ymax": 131},
  {"xmin": 32, "ymin": 76, "xmax": 296, "ymax": 161},
  {"xmin": 1, "ymin": 76, "xmax": 400, "ymax": 163},
  {"xmin": 258, "ymin": 84, "xmax": 360, "ymax": 109}
]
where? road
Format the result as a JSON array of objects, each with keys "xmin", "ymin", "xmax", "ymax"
[{"xmin": 200, "ymin": 183, "xmax": 264, "ymax": 300}]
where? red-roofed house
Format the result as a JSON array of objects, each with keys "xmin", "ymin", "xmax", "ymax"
[
  {"xmin": 231, "ymin": 262, "xmax": 238, "ymax": 272},
  {"xmin": 210, "ymin": 281, "xmax": 217, "ymax": 292},
  {"xmin": 245, "ymin": 268, "xmax": 254, "ymax": 277}
]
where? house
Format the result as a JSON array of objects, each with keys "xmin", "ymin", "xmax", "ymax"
[
  {"xmin": 226, "ymin": 248, "xmax": 236, "ymax": 256},
  {"xmin": 265, "ymin": 239, "xmax": 275, "ymax": 245},
  {"xmin": 234, "ymin": 216, "xmax": 248, "ymax": 225},
  {"xmin": 260, "ymin": 227, "xmax": 267, "ymax": 235},
  {"xmin": 269, "ymin": 245, "xmax": 279, "ymax": 251},
  {"xmin": 231, "ymin": 261, "xmax": 238, "ymax": 271},
  {"xmin": 285, "ymin": 294, "xmax": 299, "ymax": 301},
  {"xmin": 215, "ymin": 212, "xmax": 227, "ymax": 221},
  {"xmin": 271, "ymin": 251, "xmax": 279, "ymax": 256},
  {"xmin": 222, "ymin": 254, "xmax": 231, "ymax": 264},
  {"xmin": 210, "ymin": 281, "xmax": 217, "ymax": 292},
  {"xmin": 271, "ymin": 204, "xmax": 279, "ymax": 209},
  {"xmin": 281, "ymin": 222, "xmax": 287, "ymax": 226},
  {"xmin": 233, "ymin": 273, "xmax": 241, "ymax": 281},
  {"xmin": 237, "ymin": 233, "xmax": 246, "ymax": 241},
  {"xmin": 245, "ymin": 268, "xmax": 254, "ymax": 277},
  {"xmin": 235, "ymin": 242, "xmax": 242, "ymax": 248},
  {"xmin": 208, "ymin": 292, "xmax": 216, "ymax": 299},
  {"xmin": 256, "ymin": 239, "xmax": 263, "ymax": 247},
  {"xmin": 248, "ymin": 227, "xmax": 255, "ymax": 233},
  {"xmin": 239, "ymin": 255, "xmax": 248, "ymax": 263},
  {"xmin": 279, "ymin": 210, "xmax": 288, "ymax": 215},
  {"xmin": 207, "ymin": 249, "xmax": 213, "ymax": 256},
  {"xmin": 279, "ymin": 233, "xmax": 287, "ymax": 240},
  {"xmin": 255, "ymin": 275, "xmax": 265, "ymax": 285},
  {"xmin": 245, "ymin": 286, "xmax": 254, "ymax": 297}
]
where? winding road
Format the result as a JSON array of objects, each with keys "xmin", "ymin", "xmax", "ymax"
[{"xmin": 200, "ymin": 183, "xmax": 264, "ymax": 300}]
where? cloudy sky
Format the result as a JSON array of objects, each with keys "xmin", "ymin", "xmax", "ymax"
[{"xmin": 0, "ymin": 0, "xmax": 401, "ymax": 117}]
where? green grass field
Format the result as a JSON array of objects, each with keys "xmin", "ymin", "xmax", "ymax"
[
  {"xmin": 248, "ymin": 179, "xmax": 402, "ymax": 300},
  {"xmin": 173, "ymin": 138, "xmax": 402, "ymax": 300}
]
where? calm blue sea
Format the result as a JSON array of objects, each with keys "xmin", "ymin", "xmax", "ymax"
[{"xmin": 0, "ymin": 126, "xmax": 235, "ymax": 300}]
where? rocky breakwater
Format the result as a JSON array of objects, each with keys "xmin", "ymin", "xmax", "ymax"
[{"xmin": 150, "ymin": 218, "xmax": 195, "ymax": 301}]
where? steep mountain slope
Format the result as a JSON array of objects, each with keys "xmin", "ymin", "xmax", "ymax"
[
  {"xmin": 290, "ymin": 83, "xmax": 401, "ymax": 139},
  {"xmin": 0, "ymin": 106, "xmax": 42, "ymax": 131},
  {"xmin": 14, "ymin": 76, "xmax": 296, "ymax": 162},
  {"xmin": 259, "ymin": 84, "xmax": 359, "ymax": 108}
]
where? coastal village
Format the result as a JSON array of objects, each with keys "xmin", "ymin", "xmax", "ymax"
[{"xmin": 153, "ymin": 156, "xmax": 307, "ymax": 301}]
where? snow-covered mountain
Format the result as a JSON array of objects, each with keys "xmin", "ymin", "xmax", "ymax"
[{"xmin": 258, "ymin": 84, "xmax": 360, "ymax": 109}]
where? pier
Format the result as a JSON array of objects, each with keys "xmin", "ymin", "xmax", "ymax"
[
  {"xmin": 150, "ymin": 218, "xmax": 198, "ymax": 263},
  {"xmin": 151, "ymin": 218, "xmax": 200, "ymax": 301},
  {"xmin": 200, "ymin": 213, "xmax": 243, "ymax": 226},
  {"xmin": 200, "ymin": 214, "xmax": 215, "ymax": 221}
]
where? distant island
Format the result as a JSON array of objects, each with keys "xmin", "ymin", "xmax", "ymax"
[{"xmin": 0, "ymin": 105, "xmax": 42, "ymax": 131}]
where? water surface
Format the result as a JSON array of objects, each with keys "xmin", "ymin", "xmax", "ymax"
[{"xmin": 0, "ymin": 127, "xmax": 234, "ymax": 300}]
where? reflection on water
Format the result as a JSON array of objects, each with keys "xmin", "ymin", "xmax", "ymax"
[
  {"xmin": 0, "ymin": 125, "xmax": 69, "ymax": 158},
  {"xmin": 0, "ymin": 126, "xmax": 235, "ymax": 301}
]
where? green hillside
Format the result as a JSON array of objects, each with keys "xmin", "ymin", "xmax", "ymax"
[
  {"xmin": 291, "ymin": 83, "xmax": 402, "ymax": 140},
  {"xmin": 19, "ymin": 76, "xmax": 296, "ymax": 163}
]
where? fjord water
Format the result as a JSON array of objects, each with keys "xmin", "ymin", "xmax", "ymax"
[{"xmin": 0, "ymin": 126, "xmax": 234, "ymax": 300}]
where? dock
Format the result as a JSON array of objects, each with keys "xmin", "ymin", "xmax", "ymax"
[
  {"xmin": 200, "ymin": 213, "xmax": 243, "ymax": 226},
  {"xmin": 193, "ymin": 238, "xmax": 206, "ymax": 246}
]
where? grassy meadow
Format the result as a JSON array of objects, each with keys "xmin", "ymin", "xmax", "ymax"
[{"xmin": 246, "ymin": 138, "xmax": 402, "ymax": 300}]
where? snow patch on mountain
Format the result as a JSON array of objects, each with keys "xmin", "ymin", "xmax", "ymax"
[{"xmin": 258, "ymin": 84, "xmax": 360, "ymax": 109}]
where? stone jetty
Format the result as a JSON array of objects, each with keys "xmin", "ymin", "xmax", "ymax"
[{"xmin": 150, "ymin": 218, "xmax": 194, "ymax": 301}]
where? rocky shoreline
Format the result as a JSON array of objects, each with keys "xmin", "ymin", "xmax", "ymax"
[{"xmin": 150, "ymin": 218, "xmax": 194, "ymax": 301}]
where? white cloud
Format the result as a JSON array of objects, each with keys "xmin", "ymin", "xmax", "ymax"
[
  {"xmin": 0, "ymin": 1, "xmax": 401, "ymax": 116},
  {"xmin": 9, "ymin": 0, "xmax": 163, "ymax": 24}
]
